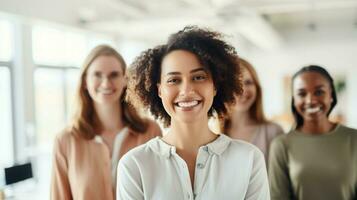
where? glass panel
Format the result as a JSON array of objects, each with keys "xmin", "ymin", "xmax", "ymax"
[
  {"xmin": 0, "ymin": 19, "xmax": 13, "ymax": 61},
  {"xmin": 65, "ymin": 69, "xmax": 80, "ymax": 121},
  {"xmin": 0, "ymin": 67, "xmax": 14, "ymax": 168},
  {"xmin": 32, "ymin": 26, "xmax": 86, "ymax": 67},
  {"xmin": 34, "ymin": 68, "xmax": 66, "ymax": 145}
]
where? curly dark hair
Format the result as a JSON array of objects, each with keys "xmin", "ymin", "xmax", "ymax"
[
  {"xmin": 291, "ymin": 65, "xmax": 338, "ymax": 129},
  {"xmin": 128, "ymin": 26, "xmax": 242, "ymax": 127}
]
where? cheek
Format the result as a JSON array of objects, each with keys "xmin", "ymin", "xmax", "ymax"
[{"xmin": 160, "ymin": 87, "xmax": 174, "ymax": 102}]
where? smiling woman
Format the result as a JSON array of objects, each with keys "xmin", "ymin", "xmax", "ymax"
[
  {"xmin": 117, "ymin": 26, "xmax": 270, "ymax": 200},
  {"xmin": 269, "ymin": 65, "xmax": 357, "ymax": 200},
  {"xmin": 50, "ymin": 45, "xmax": 161, "ymax": 200}
]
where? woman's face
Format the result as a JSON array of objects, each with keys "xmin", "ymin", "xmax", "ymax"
[
  {"xmin": 293, "ymin": 71, "xmax": 333, "ymax": 123},
  {"xmin": 85, "ymin": 55, "xmax": 126, "ymax": 106},
  {"xmin": 233, "ymin": 67, "xmax": 257, "ymax": 112},
  {"xmin": 158, "ymin": 50, "xmax": 216, "ymax": 125}
]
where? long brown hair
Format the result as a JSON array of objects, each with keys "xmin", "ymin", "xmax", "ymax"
[
  {"xmin": 71, "ymin": 44, "xmax": 148, "ymax": 139},
  {"xmin": 220, "ymin": 58, "xmax": 267, "ymax": 133}
]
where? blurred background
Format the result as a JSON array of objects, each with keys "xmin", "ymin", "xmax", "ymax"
[{"xmin": 0, "ymin": 0, "xmax": 357, "ymax": 199}]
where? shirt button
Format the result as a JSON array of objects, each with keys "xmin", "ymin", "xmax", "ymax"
[
  {"xmin": 187, "ymin": 193, "xmax": 190, "ymax": 199},
  {"xmin": 203, "ymin": 146, "xmax": 209, "ymax": 152},
  {"xmin": 197, "ymin": 163, "xmax": 204, "ymax": 169}
]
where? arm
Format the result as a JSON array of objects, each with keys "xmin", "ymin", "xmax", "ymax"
[
  {"xmin": 116, "ymin": 156, "xmax": 144, "ymax": 200},
  {"xmin": 245, "ymin": 148, "xmax": 270, "ymax": 200},
  {"xmin": 268, "ymin": 137, "xmax": 294, "ymax": 200},
  {"xmin": 50, "ymin": 134, "xmax": 72, "ymax": 200}
]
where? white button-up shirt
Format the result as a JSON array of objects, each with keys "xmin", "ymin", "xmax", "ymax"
[{"xmin": 117, "ymin": 134, "xmax": 270, "ymax": 200}]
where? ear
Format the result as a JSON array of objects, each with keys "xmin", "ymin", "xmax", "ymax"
[
  {"xmin": 213, "ymin": 88, "xmax": 217, "ymax": 96},
  {"xmin": 157, "ymin": 83, "xmax": 162, "ymax": 98}
]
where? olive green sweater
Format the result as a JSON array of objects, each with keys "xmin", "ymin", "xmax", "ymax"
[{"xmin": 269, "ymin": 124, "xmax": 357, "ymax": 200}]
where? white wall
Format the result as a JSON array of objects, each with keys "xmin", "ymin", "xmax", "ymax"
[{"xmin": 244, "ymin": 24, "xmax": 357, "ymax": 128}]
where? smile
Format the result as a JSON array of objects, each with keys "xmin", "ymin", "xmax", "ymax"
[
  {"xmin": 97, "ymin": 89, "xmax": 115, "ymax": 95},
  {"xmin": 305, "ymin": 106, "xmax": 321, "ymax": 114},
  {"xmin": 175, "ymin": 100, "xmax": 200, "ymax": 108}
]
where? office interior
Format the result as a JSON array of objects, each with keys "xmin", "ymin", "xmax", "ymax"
[{"xmin": 0, "ymin": 0, "xmax": 357, "ymax": 199}]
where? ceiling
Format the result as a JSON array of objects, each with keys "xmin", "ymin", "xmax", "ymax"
[{"xmin": 1, "ymin": 0, "xmax": 356, "ymax": 49}]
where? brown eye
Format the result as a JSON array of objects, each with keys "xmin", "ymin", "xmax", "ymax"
[
  {"xmin": 297, "ymin": 91, "xmax": 306, "ymax": 97},
  {"xmin": 94, "ymin": 72, "xmax": 102, "ymax": 78},
  {"xmin": 315, "ymin": 90, "xmax": 324, "ymax": 96},
  {"xmin": 167, "ymin": 77, "xmax": 180, "ymax": 84},
  {"xmin": 244, "ymin": 79, "xmax": 254, "ymax": 86},
  {"xmin": 193, "ymin": 75, "xmax": 206, "ymax": 81},
  {"xmin": 109, "ymin": 72, "xmax": 119, "ymax": 79}
]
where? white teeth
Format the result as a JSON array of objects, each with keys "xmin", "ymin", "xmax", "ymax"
[
  {"xmin": 306, "ymin": 107, "xmax": 321, "ymax": 114},
  {"xmin": 98, "ymin": 89, "xmax": 114, "ymax": 95},
  {"xmin": 177, "ymin": 101, "xmax": 199, "ymax": 108}
]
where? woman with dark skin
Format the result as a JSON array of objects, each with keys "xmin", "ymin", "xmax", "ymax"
[
  {"xmin": 116, "ymin": 26, "xmax": 269, "ymax": 200},
  {"xmin": 269, "ymin": 65, "xmax": 357, "ymax": 200}
]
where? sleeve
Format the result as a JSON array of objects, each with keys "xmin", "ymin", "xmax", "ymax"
[
  {"xmin": 50, "ymin": 134, "xmax": 72, "ymax": 200},
  {"xmin": 268, "ymin": 137, "xmax": 294, "ymax": 200},
  {"xmin": 116, "ymin": 155, "xmax": 144, "ymax": 200},
  {"xmin": 245, "ymin": 148, "xmax": 271, "ymax": 200}
]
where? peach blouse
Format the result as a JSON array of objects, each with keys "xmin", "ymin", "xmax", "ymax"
[{"xmin": 50, "ymin": 120, "xmax": 161, "ymax": 200}]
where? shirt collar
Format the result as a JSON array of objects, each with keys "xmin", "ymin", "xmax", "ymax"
[{"xmin": 148, "ymin": 134, "xmax": 232, "ymax": 158}]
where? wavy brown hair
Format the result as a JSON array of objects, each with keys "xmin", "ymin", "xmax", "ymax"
[
  {"xmin": 220, "ymin": 58, "xmax": 268, "ymax": 133},
  {"xmin": 71, "ymin": 45, "xmax": 148, "ymax": 139},
  {"xmin": 128, "ymin": 26, "xmax": 242, "ymax": 127}
]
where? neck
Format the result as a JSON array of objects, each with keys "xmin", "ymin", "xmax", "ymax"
[
  {"xmin": 94, "ymin": 102, "xmax": 124, "ymax": 132},
  {"xmin": 300, "ymin": 118, "xmax": 335, "ymax": 135},
  {"xmin": 164, "ymin": 118, "xmax": 217, "ymax": 152},
  {"xmin": 229, "ymin": 110, "xmax": 256, "ymax": 131}
]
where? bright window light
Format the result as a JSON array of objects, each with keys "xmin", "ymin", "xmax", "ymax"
[
  {"xmin": 0, "ymin": 19, "xmax": 13, "ymax": 62},
  {"xmin": 0, "ymin": 67, "xmax": 14, "ymax": 167}
]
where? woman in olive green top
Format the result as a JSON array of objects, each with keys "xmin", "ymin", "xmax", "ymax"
[{"xmin": 269, "ymin": 65, "xmax": 357, "ymax": 200}]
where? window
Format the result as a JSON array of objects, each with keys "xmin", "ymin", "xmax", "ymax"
[
  {"xmin": 32, "ymin": 24, "xmax": 116, "ymax": 145},
  {"xmin": 0, "ymin": 66, "xmax": 14, "ymax": 167},
  {"xmin": 0, "ymin": 18, "xmax": 14, "ymax": 168},
  {"xmin": 32, "ymin": 26, "xmax": 87, "ymax": 66},
  {"xmin": 0, "ymin": 19, "xmax": 13, "ymax": 61}
]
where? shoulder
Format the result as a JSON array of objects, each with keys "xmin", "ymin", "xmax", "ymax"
[
  {"xmin": 119, "ymin": 138, "xmax": 158, "ymax": 167},
  {"xmin": 263, "ymin": 122, "xmax": 284, "ymax": 137},
  {"xmin": 227, "ymin": 136, "xmax": 265, "ymax": 160},
  {"xmin": 337, "ymin": 124, "xmax": 357, "ymax": 134},
  {"xmin": 54, "ymin": 127, "xmax": 85, "ymax": 152},
  {"xmin": 130, "ymin": 119, "xmax": 162, "ymax": 138},
  {"xmin": 55, "ymin": 127, "xmax": 76, "ymax": 145}
]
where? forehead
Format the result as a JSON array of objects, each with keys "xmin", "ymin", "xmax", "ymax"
[
  {"xmin": 293, "ymin": 71, "xmax": 330, "ymax": 90},
  {"xmin": 161, "ymin": 50, "xmax": 205, "ymax": 74},
  {"xmin": 241, "ymin": 66, "xmax": 253, "ymax": 79},
  {"xmin": 88, "ymin": 55, "xmax": 124, "ymax": 73}
]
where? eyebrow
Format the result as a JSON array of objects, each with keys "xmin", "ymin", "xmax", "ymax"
[
  {"xmin": 165, "ymin": 67, "xmax": 206, "ymax": 76},
  {"xmin": 296, "ymin": 85, "xmax": 327, "ymax": 91}
]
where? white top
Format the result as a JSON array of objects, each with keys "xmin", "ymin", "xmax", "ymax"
[
  {"xmin": 116, "ymin": 134, "xmax": 270, "ymax": 200},
  {"xmin": 94, "ymin": 127, "xmax": 129, "ymax": 187}
]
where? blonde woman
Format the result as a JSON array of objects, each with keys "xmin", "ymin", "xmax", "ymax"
[
  {"xmin": 50, "ymin": 45, "xmax": 161, "ymax": 200},
  {"xmin": 220, "ymin": 58, "xmax": 283, "ymax": 165}
]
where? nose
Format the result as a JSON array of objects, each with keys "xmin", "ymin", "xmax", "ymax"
[
  {"xmin": 100, "ymin": 76, "xmax": 111, "ymax": 87},
  {"xmin": 306, "ymin": 93, "xmax": 317, "ymax": 104},
  {"xmin": 179, "ymin": 80, "xmax": 195, "ymax": 96}
]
